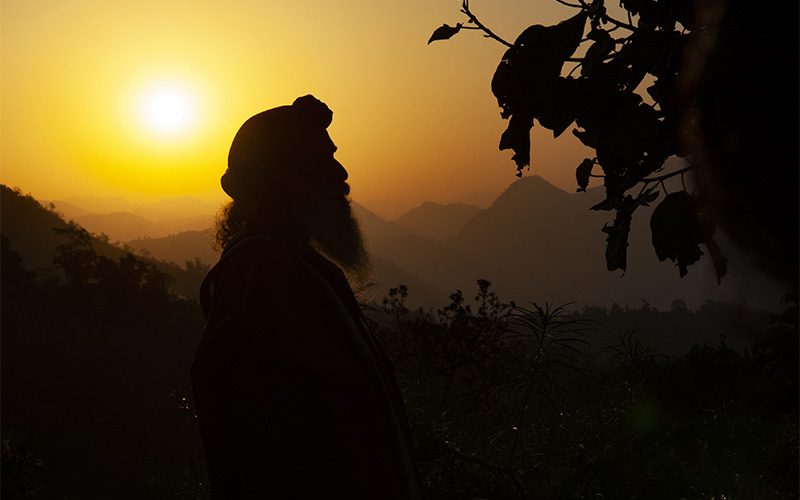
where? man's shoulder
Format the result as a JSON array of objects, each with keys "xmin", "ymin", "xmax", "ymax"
[{"xmin": 218, "ymin": 236, "xmax": 311, "ymax": 282}]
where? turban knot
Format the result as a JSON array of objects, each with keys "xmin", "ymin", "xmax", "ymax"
[{"xmin": 222, "ymin": 95, "xmax": 332, "ymax": 199}]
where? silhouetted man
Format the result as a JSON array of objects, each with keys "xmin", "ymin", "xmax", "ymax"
[{"xmin": 190, "ymin": 95, "xmax": 422, "ymax": 499}]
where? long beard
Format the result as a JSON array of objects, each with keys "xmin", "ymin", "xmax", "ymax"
[{"xmin": 305, "ymin": 186, "xmax": 373, "ymax": 295}]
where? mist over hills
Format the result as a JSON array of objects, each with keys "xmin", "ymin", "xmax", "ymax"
[
  {"xmin": 56, "ymin": 195, "xmax": 216, "ymax": 218},
  {"xmin": 445, "ymin": 190, "xmax": 499, "ymax": 209},
  {"xmin": 367, "ymin": 176, "xmax": 785, "ymax": 310},
  {"xmin": 49, "ymin": 195, "xmax": 216, "ymax": 241},
  {"xmin": 73, "ymin": 212, "xmax": 213, "ymax": 241},
  {"xmin": 122, "ymin": 205, "xmax": 447, "ymax": 307},
  {"xmin": 26, "ymin": 177, "xmax": 787, "ymax": 311},
  {"xmin": 47, "ymin": 199, "xmax": 95, "ymax": 218},
  {"xmin": 58, "ymin": 195, "xmax": 141, "ymax": 214},
  {"xmin": 358, "ymin": 190, "xmax": 498, "ymax": 221},
  {"xmin": 2, "ymin": 186, "xmax": 207, "ymax": 300},
  {"xmin": 393, "ymin": 202, "xmax": 481, "ymax": 240},
  {"xmin": 127, "ymin": 230, "xmax": 219, "ymax": 266},
  {"xmin": 352, "ymin": 203, "xmax": 408, "ymax": 240},
  {"xmin": 130, "ymin": 196, "xmax": 217, "ymax": 220}
]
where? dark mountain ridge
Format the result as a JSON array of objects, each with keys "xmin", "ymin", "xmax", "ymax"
[
  {"xmin": 2, "ymin": 186, "xmax": 206, "ymax": 496},
  {"xmin": 392, "ymin": 201, "xmax": 481, "ymax": 240},
  {"xmin": 1, "ymin": 186, "xmax": 207, "ymax": 300},
  {"xmin": 368, "ymin": 176, "xmax": 785, "ymax": 311},
  {"xmin": 33, "ymin": 176, "xmax": 786, "ymax": 312}
]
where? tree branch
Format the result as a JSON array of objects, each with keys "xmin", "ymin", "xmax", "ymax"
[
  {"xmin": 567, "ymin": 61, "xmax": 583, "ymax": 77},
  {"xmin": 461, "ymin": 0, "xmax": 513, "ymax": 48},
  {"xmin": 602, "ymin": 14, "xmax": 637, "ymax": 31},
  {"xmin": 554, "ymin": 0, "xmax": 584, "ymax": 7},
  {"xmin": 641, "ymin": 165, "xmax": 693, "ymax": 184}
]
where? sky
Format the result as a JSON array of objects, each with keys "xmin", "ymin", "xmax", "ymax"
[{"xmin": 2, "ymin": 0, "xmax": 591, "ymax": 218}]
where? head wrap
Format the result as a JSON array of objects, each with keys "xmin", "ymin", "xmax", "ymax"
[{"xmin": 221, "ymin": 95, "xmax": 333, "ymax": 199}]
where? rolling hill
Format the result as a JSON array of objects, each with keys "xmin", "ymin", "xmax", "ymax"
[
  {"xmin": 42, "ymin": 178, "xmax": 786, "ymax": 311},
  {"xmin": 368, "ymin": 176, "xmax": 786, "ymax": 310},
  {"xmin": 49, "ymin": 195, "xmax": 217, "ymax": 242},
  {"xmin": 1, "ymin": 186, "xmax": 207, "ymax": 300},
  {"xmin": 72, "ymin": 212, "xmax": 213, "ymax": 241},
  {"xmin": 123, "ymin": 203, "xmax": 446, "ymax": 308},
  {"xmin": 392, "ymin": 201, "xmax": 481, "ymax": 240}
]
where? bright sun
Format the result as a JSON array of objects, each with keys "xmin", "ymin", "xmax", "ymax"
[
  {"xmin": 135, "ymin": 82, "xmax": 198, "ymax": 137},
  {"xmin": 145, "ymin": 90, "xmax": 191, "ymax": 131}
]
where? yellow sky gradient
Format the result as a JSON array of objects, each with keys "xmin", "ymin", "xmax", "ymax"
[{"xmin": 2, "ymin": 0, "xmax": 589, "ymax": 216}]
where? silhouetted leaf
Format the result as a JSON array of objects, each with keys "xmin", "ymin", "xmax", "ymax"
[
  {"xmin": 637, "ymin": 0, "xmax": 675, "ymax": 30},
  {"xmin": 499, "ymin": 112, "xmax": 534, "ymax": 174},
  {"xmin": 620, "ymin": 0, "xmax": 642, "ymax": 16},
  {"xmin": 637, "ymin": 190, "xmax": 659, "ymax": 206},
  {"xmin": 649, "ymin": 191, "xmax": 721, "ymax": 278},
  {"xmin": 428, "ymin": 23, "xmax": 462, "ymax": 44},
  {"xmin": 576, "ymin": 159, "xmax": 593, "ymax": 192},
  {"xmin": 629, "ymin": 29, "xmax": 685, "ymax": 79},
  {"xmin": 538, "ymin": 78, "xmax": 585, "ymax": 137},
  {"xmin": 579, "ymin": 90, "xmax": 661, "ymax": 160},
  {"xmin": 573, "ymin": 129, "xmax": 598, "ymax": 149},
  {"xmin": 492, "ymin": 12, "xmax": 587, "ymax": 173},
  {"xmin": 581, "ymin": 29, "xmax": 615, "ymax": 78},
  {"xmin": 591, "ymin": 198, "xmax": 617, "ymax": 211}
]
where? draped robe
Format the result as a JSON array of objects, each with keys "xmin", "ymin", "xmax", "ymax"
[{"xmin": 190, "ymin": 234, "xmax": 421, "ymax": 499}]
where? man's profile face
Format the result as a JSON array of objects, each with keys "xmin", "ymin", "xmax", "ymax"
[
  {"xmin": 288, "ymin": 132, "xmax": 368, "ymax": 279},
  {"xmin": 295, "ymin": 132, "xmax": 346, "ymax": 183},
  {"xmin": 285, "ymin": 131, "xmax": 350, "ymax": 215}
]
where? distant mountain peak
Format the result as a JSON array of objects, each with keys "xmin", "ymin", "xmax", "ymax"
[
  {"xmin": 393, "ymin": 201, "xmax": 481, "ymax": 241},
  {"xmin": 446, "ymin": 191, "xmax": 500, "ymax": 209},
  {"xmin": 59, "ymin": 195, "xmax": 138, "ymax": 214},
  {"xmin": 508, "ymin": 175, "xmax": 564, "ymax": 192},
  {"xmin": 418, "ymin": 201, "xmax": 443, "ymax": 209},
  {"xmin": 491, "ymin": 175, "xmax": 570, "ymax": 211}
]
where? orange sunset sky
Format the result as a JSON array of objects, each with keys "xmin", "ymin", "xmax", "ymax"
[{"xmin": 2, "ymin": 0, "xmax": 590, "ymax": 217}]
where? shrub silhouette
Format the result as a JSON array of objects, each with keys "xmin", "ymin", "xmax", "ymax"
[
  {"xmin": 52, "ymin": 222, "xmax": 175, "ymax": 302},
  {"xmin": 370, "ymin": 282, "xmax": 798, "ymax": 499}
]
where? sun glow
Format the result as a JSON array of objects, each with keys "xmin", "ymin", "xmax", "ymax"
[
  {"xmin": 70, "ymin": 71, "xmax": 233, "ymax": 196},
  {"xmin": 143, "ymin": 89, "xmax": 192, "ymax": 132},
  {"xmin": 135, "ymin": 82, "xmax": 199, "ymax": 137}
]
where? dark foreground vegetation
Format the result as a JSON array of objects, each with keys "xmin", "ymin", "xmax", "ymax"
[
  {"xmin": 1, "ymin": 232, "xmax": 207, "ymax": 499},
  {"xmin": 372, "ymin": 282, "xmax": 798, "ymax": 499},
  {"xmin": 1, "ymin": 187, "xmax": 796, "ymax": 499},
  {"xmin": 3, "ymin": 229, "xmax": 796, "ymax": 500}
]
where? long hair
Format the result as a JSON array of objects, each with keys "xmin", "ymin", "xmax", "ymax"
[{"xmin": 213, "ymin": 200, "xmax": 247, "ymax": 251}]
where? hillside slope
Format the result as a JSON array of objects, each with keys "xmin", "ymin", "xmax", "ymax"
[
  {"xmin": 392, "ymin": 201, "xmax": 481, "ymax": 240},
  {"xmin": 1, "ymin": 186, "xmax": 205, "ymax": 299},
  {"xmin": 369, "ymin": 176, "xmax": 786, "ymax": 310},
  {"xmin": 127, "ymin": 230, "xmax": 219, "ymax": 266},
  {"xmin": 124, "ymin": 203, "xmax": 443, "ymax": 307}
]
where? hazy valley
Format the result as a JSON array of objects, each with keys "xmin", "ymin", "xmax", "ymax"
[{"xmin": 30, "ymin": 176, "xmax": 784, "ymax": 313}]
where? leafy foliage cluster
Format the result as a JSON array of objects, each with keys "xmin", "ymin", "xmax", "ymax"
[
  {"xmin": 51, "ymin": 222, "xmax": 176, "ymax": 300},
  {"xmin": 0, "ymin": 185, "xmax": 212, "ymax": 300},
  {"xmin": 428, "ymin": 0, "xmax": 768, "ymax": 280},
  {"xmin": 573, "ymin": 297, "xmax": 777, "ymax": 356},
  {"xmin": 371, "ymin": 282, "xmax": 798, "ymax": 499},
  {"xmin": 1, "ymin": 230, "xmax": 206, "ymax": 498},
  {"xmin": 47, "ymin": 220, "xmax": 212, "ymax": 305}
]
